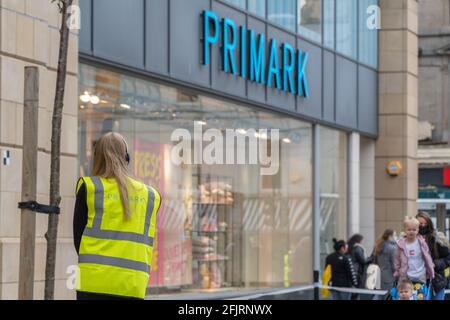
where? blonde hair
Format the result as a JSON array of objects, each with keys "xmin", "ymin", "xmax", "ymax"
[
  {"xmin": 92, "ymin": 132, "xmax": 132, "ymax": 219},
  {"xmin": 397, "ymin": 279, "xmax": 413, "ymax": 291},
  {"xmin": 403, "ymin": 216, "xmax": 420, "ymax": 228}
]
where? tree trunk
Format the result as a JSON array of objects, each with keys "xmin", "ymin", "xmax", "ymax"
[{"xmin": 44, "ymin": 0, "xmax": 73, "ymax": 300}]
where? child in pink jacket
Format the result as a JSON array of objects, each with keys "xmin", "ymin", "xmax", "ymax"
[{"xmin": 394, "ymin": 217, "xmax": 434, "ymax": 283}]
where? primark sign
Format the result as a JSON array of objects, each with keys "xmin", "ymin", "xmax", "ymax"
[{"xmin": 201, "ymin": 10, "xmax": 309, "ymax": 98}]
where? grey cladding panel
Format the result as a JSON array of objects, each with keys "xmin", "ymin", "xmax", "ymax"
[
  {"xmin": 336, "ymin": 56, "xmax": 357, "ymax": 129},
  {"xmin": 323, "ymin": 50, "xmax": 335, "ymax": 122},
  {"xmin": 211, "ymin": 2, "xmax": 246, "ymax": 98},
  {"xmin": 79, "ymin": 0, "xmax": 92, "ymax": 53},
  {"xmin": 297, "ymin": 39, "xmax": 322, "ymax": 120},
  {"xmin": 266, "ymin": 26, "xmax": 296, "ymax": 112},
  {"xmin": 93, "ymin": 0, "xmax": 145, "ymax": 68},
  {"xmin": 170, "ymin": 0, "xmax": 210, "ymax": 87},
  {"xmin": 146, "ymin": 0, "xmax": 169, "ymax": 75},
  {"xmin": 81, "ymin": 1, "xmax": 378, "ymax": 135},
  {"xmin": 358, "ymin": 66, "xmax": 378, "ymax": 135}
]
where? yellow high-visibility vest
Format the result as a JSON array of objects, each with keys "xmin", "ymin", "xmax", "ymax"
[{"xmin": 76, "ymin": 176, "xmax": 161, "ymax": 299}]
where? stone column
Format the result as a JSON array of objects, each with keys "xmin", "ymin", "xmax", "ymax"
[
  {"xmin": 348, "ymin": 132, "xmax": 360, "ymax": 237},
  {"xmin": 376, "ymin": 0, "xmax": 418, "ymax": 236},
  {"xmin": 360, "ymin": 137, "xmax": 375, "ymax": 249}
]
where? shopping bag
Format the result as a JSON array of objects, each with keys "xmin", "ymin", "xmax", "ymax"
[
  {"xmin": 365, "ymin": 263, "xmax": 381, "ymax": 289},
  {"xmin": 322, "ymin": 264, "xmax": 332, "ymax": 298}
]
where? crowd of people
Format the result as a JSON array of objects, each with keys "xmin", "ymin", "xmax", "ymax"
[{"xmin": 324, "ymin": 211, "xmax": 450, "ymax": 300}]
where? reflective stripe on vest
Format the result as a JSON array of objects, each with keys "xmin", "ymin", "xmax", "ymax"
[
  {"xmin": 81, "ymin": 176, "xmax": 155, "ymax": 247},
  {"xmin": 79, "ymin": 254, "xmax": 150, "ymax": 274},
  {"xmin": 77, "ymin": 176, "xmax": 160, "ymax": 298}
]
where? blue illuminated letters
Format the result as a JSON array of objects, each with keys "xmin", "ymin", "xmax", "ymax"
[
  {"xmin": 203, "ymin": 10, "xmax": 219, "ymax": 66},
  {"xmin": 202, "ymin": 10, "xmax": 309, "ymax": 98},
  {"xmin": 222, "ymin": 18, "xmax": 237, "ymax": 74},
  {"xmin": 267, "ymin": 39, "xmax": 281, "ymax": 89},
  {"xmin": 240, "ymin": 26, "xmax": 246, "ymax": 78},
  {"xmin": 297, "ymin": 50, "xmax": 309, "ymax": 98},
  {"xmin": 249, "ymin": 30, "xmax": 265, "ymax": 84},
  {"xmin": 283, "ymin": 43, "xmax": 295, "ymax": 94}
]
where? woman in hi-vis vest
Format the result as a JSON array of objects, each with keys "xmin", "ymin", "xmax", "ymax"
[{"xmin": 73, "ymin": 132, "xmax": 161, "ymax": 300}]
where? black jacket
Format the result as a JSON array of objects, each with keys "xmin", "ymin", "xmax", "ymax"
[
  {"xmin": 423, "ymin": 231, "xmax": 450, "ymax": 292},
  {"xmin": 350, "ymin": 244, "xmax": 373, "ymax": 278},
  {"xmin": 426, "ymin": 232, "xmax": 450, "ymax": 274},
  {"xmin": 325, "ymin": 252, "xmax": 358, "ymax": 288},
  {"xmin": 73, "ymin": 182, "xmax": 88, "ymax": 255}
]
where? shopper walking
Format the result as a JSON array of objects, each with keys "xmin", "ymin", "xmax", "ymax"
[
  {"xmin": 416, "ymin": 211, "xmax": 450, "ymax": 300},
  {"xmin": 73, "ymin": 132, "xmax": 161, "ymax": 300},
  {"xmin": 348, "ymin": 234, "xmax": 373, "ymax": 299},
  {"xmin": 324, "ymin": 239, "xmax": 359, "ymax": 300},
  {"xmin": 373, "ymin": 229, "xmax": 397, "ymax": 291}
]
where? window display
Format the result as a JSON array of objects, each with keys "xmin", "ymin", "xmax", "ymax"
[{"xmin": 78, "ymin": 64, "xmax": 313, "ymax": 296}]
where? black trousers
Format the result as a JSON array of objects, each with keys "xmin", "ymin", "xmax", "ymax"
[{"xmin": 76, "ymin": 291, "xmax": 143, "ymax": 300}]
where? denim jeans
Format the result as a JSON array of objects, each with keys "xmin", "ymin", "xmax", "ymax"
[
  {"xmin": 331, "ymin": 290, "xmax": 351, "ymax": 300},
  {"xmin": 431, "ymin": 288, "xmax": 446, "ymax": 300}
]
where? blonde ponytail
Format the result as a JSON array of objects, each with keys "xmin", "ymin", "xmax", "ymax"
[{"xmin": 92, "ymin": 132, "xmax": 133, "ymax": 219}]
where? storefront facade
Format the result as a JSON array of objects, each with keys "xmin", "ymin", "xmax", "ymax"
[
  {"xmin": 78, "ymin": 0, "xmax": 378, "ymax": 297},
  {"xmin": 0, "ymin": 0, "xmax": 421, "ymax": 300}
]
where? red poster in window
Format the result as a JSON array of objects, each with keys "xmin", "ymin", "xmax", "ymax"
[
  {"xmin": 443, "ymin": 167, "xmax": 450, "ymax": 186},
  {"xmin": 132, "ymin": 138, "xmax": 165, "ymax": 287},
  {"xmin": 132, "ymin": 138, "xmax": 192, "ymax": 288}
]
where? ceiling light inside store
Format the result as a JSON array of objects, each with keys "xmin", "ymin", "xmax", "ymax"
[
  {"xmin": 79, "ymin": 105, "xmax": 85, "ymax": 109},
  {"xmin": 120, "ymin": 103, "xmax": 131, "ymax": 109},
  {"xmin": 90, "ymin": 95, "xmax": 100, "ymax": 105},
  {"xmin": 80, "ymin": 91, "xmax": 91, "ymax": 103},
  {"xmin": 237, "ymin": 129, "xmax": 247, "ymax": 135},
  {"xmin": 282, "ymin": 138, "xmax": 292, "ymax": 144},
  {"xmin": 259, "ymin": 132, "xmax": 268, "ymax": 140},
  {"xmin": 196, "ymin": 120, "xmax": 207, "ymax": 125}
]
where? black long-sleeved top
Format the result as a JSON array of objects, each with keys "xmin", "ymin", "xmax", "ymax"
[
  {"xmin": 325, "ymin": 252, "xmax": 359, "ymax": 288},
  {"xmin": 73, "ymin": 182, "xmax": 88, "ymax": 255}
]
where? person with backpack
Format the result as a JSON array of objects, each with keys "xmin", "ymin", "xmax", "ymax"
[
  {"xmin": 324, "ymin": 239, "xmax": 359, "ymax": 300},
  {"xmin": 348, "ymin": 234, "xmax": 373, "ymax": 299},
  {"xmin": 416, "ymin": 211, "xmax": 450, "ymax": 300},
  {"xmin": 373, "ymin": 229, "xmax": 397, "ymax": 291}
]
